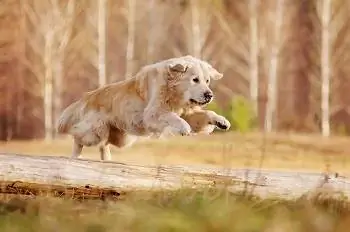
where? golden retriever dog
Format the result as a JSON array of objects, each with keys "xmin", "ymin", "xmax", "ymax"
[{"xmin": 56, "ymin": 55, "xmax": 230, "ymax": 160}]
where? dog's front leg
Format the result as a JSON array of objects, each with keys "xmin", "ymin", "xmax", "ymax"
[
  {"xmin": 205, "ymin": 110, "xmax": 231, "ymax": 131},
  {"xmin": 181, "ymin": 109, "xmax": 231, "ymax": 134},
  {"xmin": 144, "ymin": 110, "xmax": 192, "ymax": 136}
]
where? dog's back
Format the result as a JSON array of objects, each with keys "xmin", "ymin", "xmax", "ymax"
[{"xmin": 56, "ymin": 80, "xmax": 132, "ymax": 135}]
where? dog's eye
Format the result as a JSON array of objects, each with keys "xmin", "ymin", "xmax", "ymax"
[
  {"xmin": 193, "ymin": 78, "xmax": 199, "ymax": 83},
  {"xmin": 206, "ymin": 79, "xmax": 209, "ymax": 84}
]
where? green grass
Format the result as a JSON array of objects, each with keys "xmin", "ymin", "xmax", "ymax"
[{"xmin": 0, "ymin": 188, "xmax": 349, "ymax": 232}]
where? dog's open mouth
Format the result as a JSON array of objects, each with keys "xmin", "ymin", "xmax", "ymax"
[{"xmin": 190, "ymin": 98, "xmax": 210, "ymax": 105}]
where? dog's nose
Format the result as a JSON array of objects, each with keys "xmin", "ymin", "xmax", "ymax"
[{"xmin": 203, "ymin": 91, "xmax": 213, "ymax": 101}]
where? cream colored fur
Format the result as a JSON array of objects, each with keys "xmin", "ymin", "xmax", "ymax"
[{"xmin": 56, "ymin": 55, "xmax": 230, "ymax": 160}]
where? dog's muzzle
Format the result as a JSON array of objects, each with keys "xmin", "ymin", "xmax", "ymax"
[
  {"xmin": 203, "ymin": 91, "xmax": 213, "ymax": 102},
  {"xmin": 189, "ymin": 91, "xmax": 213, "ymax": 105}
]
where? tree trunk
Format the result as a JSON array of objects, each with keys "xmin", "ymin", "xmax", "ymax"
[
  {"xmin": 0, "ymin": 153, "xmax": 348, "ymax": 199},
  {"xmin": 191, "ymin": 0, "xmax": 201, "ymax": 58},
  {"xmin": 249, "ymin": 0, "xmax": 259, "ymax": 115},
  {"xmin": 53, "ymin": 0, "xmax": 75, "ymax": 139},
  {"xmin": 53, "ymin": 58, "xmax": 63, "ymax": 139},
  {"xmin": 147, "ymin": 0, "xmax": 156, "ymax": 63},
  {"xmin": 321, "ymin": 0, "xmax": 331, "ymax": 137},
  {"xmin": 44, "ymin": 31, "xmax": 54, "ymax": 141},
  {"xmin": 292, "ymin": 0, "xmax": 313, "ymax": 130},
  {"xmin": 265, "ymin": 0, "xmax": 285, "ymax": 132},
  {"xmin": 15, "ymin": 0, "xmax": 26, "ymax": 137},
  {"xmin": 98, "ymin": 0, "xmax": 107, "ymax": 86},
  {"xmin": 125, "ymin": 0, "xmax": 135, "ymax": 79}
]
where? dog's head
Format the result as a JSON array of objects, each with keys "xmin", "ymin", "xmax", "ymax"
[{"xmin": 166, "ymin": 55, "xmax": 223, "ymax": 107}]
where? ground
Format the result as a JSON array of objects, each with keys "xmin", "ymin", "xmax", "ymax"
[
  {"xmin": 1, "ymin": 131, "xmax": 350, "ymax": 174},
  {"xmin": 1, "ymin": 132, "xmax": 350, "ymax": 231}
]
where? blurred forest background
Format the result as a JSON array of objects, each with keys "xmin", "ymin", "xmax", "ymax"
[{"xmin": 1, "ymin": 0, "xmax": 350, "ymax": 141}]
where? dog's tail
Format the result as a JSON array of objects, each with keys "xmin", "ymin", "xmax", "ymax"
[{"xmin": 56, "ymin": 101, "xmax": 82, "ymax": 134}]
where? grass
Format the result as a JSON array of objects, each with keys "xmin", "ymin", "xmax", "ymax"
[
  {"xmin": 0, "ymin": 188, "xmax": 350, "ymax": 232},
  {"xmin": 1, "ymin": 131, "xmax": 350, "ymax": 174},
  {"xmin": 1, "ymin": 131, "xmax": 350, "ymax": 231}
]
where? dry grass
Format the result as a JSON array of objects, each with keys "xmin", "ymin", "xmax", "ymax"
[
  {"xmin": 1, "ymin": 132, "xmax": 350, "ymax": 231},
  {"xmin": 0, "ymin": 188, "xmax": 350, "ymax": 232},
  {"xmin": 1, "ymin": 132, "xmax": 350, "ymax": 174}
]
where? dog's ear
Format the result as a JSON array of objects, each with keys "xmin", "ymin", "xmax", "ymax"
[
  {"xmin": 168, "ymin": 63, "xmax": 188, "ymax": 73},
  {"xmin": 209, "ymin": 67, "xmax": 223, "ymax": 80}
]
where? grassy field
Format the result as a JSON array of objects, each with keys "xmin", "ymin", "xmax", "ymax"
[
  {"xmin": 1, "ymin": 132, "xmax": 350, "ymax": 174},
  {"xmin": 0, "ymin": 188, "xmax": 349, "ymax": 232},
  {"xmin": 1, "ymin": 132, "xmax": 350, "ymax": 231}
]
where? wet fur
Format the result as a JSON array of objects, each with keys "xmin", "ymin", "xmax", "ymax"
[{"xmin": 56, "ymin": 55, "xmax": 230, "ymax": 160}]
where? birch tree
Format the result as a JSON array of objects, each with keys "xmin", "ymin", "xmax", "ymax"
[
  {"xmin": 25, "ymin": 0, "xmax": 75, "ymax": 141},
  {"xmin": 15, "ymin": 0, "xmax": 27, "ymax": 136},
  {"xmin": 98, "ymin": 0, "xmax": 107, "ymax": 86},
  {"xmin": 125, "ymin": 0, "xmax": 135, "ymax": 79},
  {"xmin": 331, "ymin": 0, "xmax": 350, "ymax": 108},
  {"xmin": 0, "ymin": 0, "xmax": 15, "ymax": 140},
  {"xmin": 191, "ymin": 0, "xmax": 202, "ymax": 58},
  {"xmin": 187, "ymin": 0, "xmax": 215, "ymax": 59},
  {"xmin": 320, "ymin": 0, "xmax": 331, "ymax": 137},
  {"xmin": 249, "ymin": 0, "xmax": 259, "ymax": 114},
  {"xmin": 43, "ymin": 28, "xmax": 54, "ymax": 141},
  {"xmin": 53, "ymin": 0, "xmax": 75, "ymax": 137},
  {"xmin": 85, "ymin": 0, "xmax": 107, "ymax": 86},
  {"xmin": 212, "ymin": 1, "xmax": 250, "ymax": 98},
  {"xmin": 147, "ymin": 0, "xmax": 156, "ymax": 63},
  {"xmin": 264, "ymin": 0, "xmax": 285, "ymax": 133}
]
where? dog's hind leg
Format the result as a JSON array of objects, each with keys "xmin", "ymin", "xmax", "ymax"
[
  {"xmin": 69, "ymin": 112, "xmax": 110, "ymax": 147},
  {"xmin": 71, "ymin": 138, "xmax": 83, "ymax": 159},
  {"xmin": 101, "ymin": 126, "xmax": 137, "ymax": 161},
  {"xmin": 108, "ymin": 126, "xmax": 137, "ymax": 148},
  {"xmin": 99, "ymin": 144, "xmax": 111, "ymax": 161}
]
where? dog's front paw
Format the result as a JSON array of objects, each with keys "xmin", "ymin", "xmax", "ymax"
[
  {"xmin": 179, "ymin": 123, "xmax": 192, "ymax": 136},
  {"xmin": 163, "ymin": 123, "xmax": 191, "ymax": 136},
  {"xmin": 214, "ymin": 116, "xmax": 231, "ymax": 131}
]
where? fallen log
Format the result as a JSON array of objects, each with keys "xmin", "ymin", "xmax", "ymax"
[{"xmin": 0, "ymin": 153, "xmax": 349, "ymax": 200}]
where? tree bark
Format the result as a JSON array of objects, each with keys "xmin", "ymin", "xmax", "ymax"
[
  {"xmin": 98, "ymin": 0, "xmax": 107, "ymax": 86},
  {"xmin": 147, "ymin": 0, "xmax": 156, "ymax": 63},
  {"xmin": 191, "ymin": 0, "xmax": 201, "ymax": 58},
  {"xmin": 0, "ymin": 153, "xmax": 349, "ymax": 200},
  {"xmin": 125, "ymin": 0, "xmax": 135, "ymax": 79},
  {"xmin": 321, "ymin": 0, "xmax": 331, "ymax": 137},
  {"xmin": 265, "ymin": 0, "xmax": 285, "ymax": 132},
  {"xmin": 249, "ymin": 0, "xmax": 259, "ymax": 114},
  {"xmin": 16, "ymin": 0, "xmax": 27, "ymax": 137},
  {"xmin": 43, "ymin": 31, "xmax": 54, "ymax": 141},
  {"xmin": 292, "ymin": 0, "xmax": 313, "ymax": 130}
]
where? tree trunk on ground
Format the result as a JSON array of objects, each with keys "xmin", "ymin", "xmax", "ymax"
[{"xmin": 0, "ymin": 153, "xmax": 348, "ymax": 200}]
